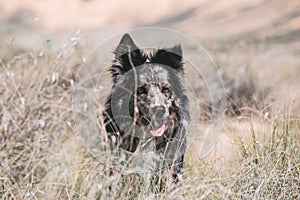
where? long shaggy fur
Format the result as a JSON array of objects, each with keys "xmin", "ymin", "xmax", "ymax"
[{"xmin": 103, "ymin": 33, "xmax": 189, "ymax": 182}]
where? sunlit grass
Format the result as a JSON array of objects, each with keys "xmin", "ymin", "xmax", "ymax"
[{"xmin": 0, "ymin": 37, "xmax": 299, "ymax": 199}]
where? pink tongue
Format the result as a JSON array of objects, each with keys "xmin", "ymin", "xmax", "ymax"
[{"xmin": 150, "ymin": 124, "xmax": 166, "ymax": 137}]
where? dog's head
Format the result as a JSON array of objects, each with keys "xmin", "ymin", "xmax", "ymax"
[{"xmin": 110, "ymin": 34, "xmax": 188, "ymax": 137}]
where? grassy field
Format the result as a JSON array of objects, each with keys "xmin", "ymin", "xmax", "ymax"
[{"xmin": 0, "ymin": 29, "xmax": 299, "ymax": 200}]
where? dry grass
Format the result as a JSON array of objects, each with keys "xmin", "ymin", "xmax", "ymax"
[{"xmin": 0, "ymin": 37, "xmax": 299, "ymax": 199}]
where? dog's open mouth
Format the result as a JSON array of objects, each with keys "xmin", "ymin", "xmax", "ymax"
[{"xmin": 149, "ymin": 123, "xmax": 166, "ymax": 137}]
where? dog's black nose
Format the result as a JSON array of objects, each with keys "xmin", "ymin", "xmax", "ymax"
[{"xmin": 150, "ymin": 105, "xmax": 166, "ymax": 118}]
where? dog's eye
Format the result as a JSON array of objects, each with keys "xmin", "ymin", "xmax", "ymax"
[
  {"xmin": 137, "ymin": 86, "xmax": 147, "ymax": 95},
  {"xmin": 162, "ymin": 86, "xmax": 171, "ymax": 96}
]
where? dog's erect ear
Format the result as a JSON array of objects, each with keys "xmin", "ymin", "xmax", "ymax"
[
  {"xmin": 150, "ymin": 45, "xmax": 183, "ymax": 72},
  {"xmin": 115, "ymin": 33, "xmax": 138, "ymax": 58},
  {"xmin": 110, "ymin": 34, "xmax": 146, "ymax": 82},
  {"xmin": 113, "ymin": 34, "xmax": 146, "ymax": 73}
]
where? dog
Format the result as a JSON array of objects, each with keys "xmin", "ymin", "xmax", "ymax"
[{"xmin": 102, "ymin": 33, "xmax": 189, "ymax": 183}]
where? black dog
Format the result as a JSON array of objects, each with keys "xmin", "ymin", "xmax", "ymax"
[{"xmin": 103, "ymin": 33, "xmax": 189, "ymax": 182}]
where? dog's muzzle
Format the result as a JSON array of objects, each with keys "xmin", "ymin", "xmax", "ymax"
[
  {"xmin": 148, "ymin": 105, "xmax": 167, "ymax": 137},
  {"xmin": 150, "ymin": 105, "xmax": 166, "ymax": 119}
]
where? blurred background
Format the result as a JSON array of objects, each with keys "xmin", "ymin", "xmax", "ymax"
[{"xmin": 1, "ymin": 0, "xmax": 300, "ymax": 100}]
